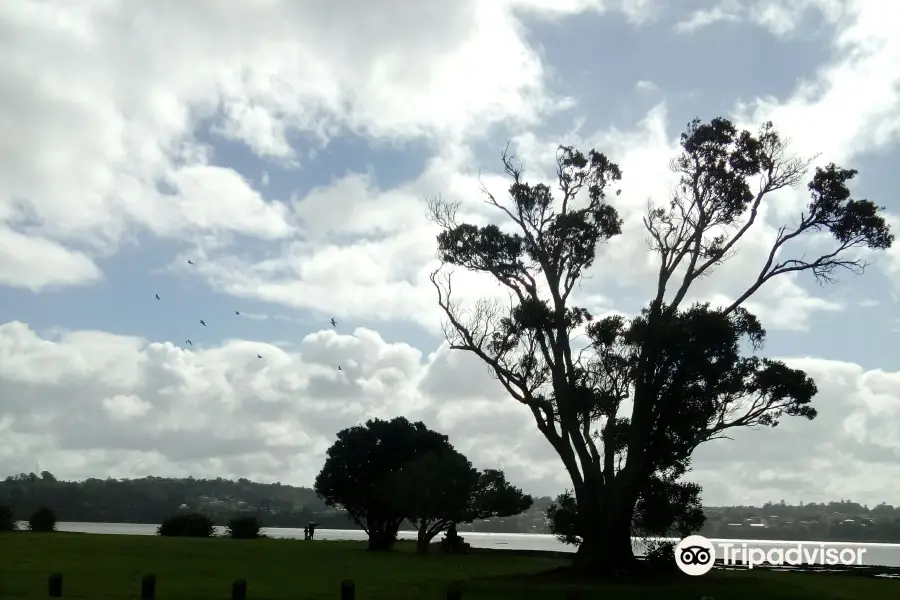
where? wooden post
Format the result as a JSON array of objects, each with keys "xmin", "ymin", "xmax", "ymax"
[
  {"xmin": 231, "ymin": 579, "xmax": 247, "ymax": 600},
  {"xmin": 446, "ymin": 582, "xmax": 462, "ymax": 600},
  {"xmin": 340, "ymin": 579, "xmax": 355, "ymax": 600},
  {"xmin": 141, "ymin": 574, "xmax": 156, "ymax": 600},
  {"xmin": 48, "ymin": 573, "xmax": 62, "ymax": 598}
]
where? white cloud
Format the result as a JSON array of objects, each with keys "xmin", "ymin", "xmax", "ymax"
[
  {"xmin": 2, "ymin": 0, "xmax": 615, "ymax": 288},
  {"xmin": 634, "ymin": 80, "xmax": 660, "ymax": 94},
  {"xmin": 674, "ymin": 0, "xmax": 742, "ymax": 33},
  {"xmin": 103, "ymin": 394, "xmax": 153, "ymax": 421},
  {"xmin": 675, "ymin": 0, "xmax": 846, "ymax": 37},
  {"xmin": 693, "ymin": 358, "xmax": 900, "ymax": 505},
  {"xmin": 2, "ymin": 321, "xmax": 899, "ymax": 505},
  {"xmin": 3, "ymin": 0, "xmax": 900, "ymax": 507},
  {"xmin": 0, "ymin": 227, "xmax": 102, "ymax": 291}
]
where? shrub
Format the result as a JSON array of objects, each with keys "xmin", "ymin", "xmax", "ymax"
[
  {"xmin": 0, "ymin": 505, "xmax": 17, "ymax": 531},
  {"xmin": 644, "ymin": 540, "xmax": 679, "ymax": 574},
  {"xmin": 226, "ymin": 515, "xmax": 265, "ymax": 539},
  {"xmin": 28, "ymin": 506, "xmax": 57, "ymax": 532},
  {"xmin": 157, "ymin": 512, "xmax": 215, "ymax": 537}
]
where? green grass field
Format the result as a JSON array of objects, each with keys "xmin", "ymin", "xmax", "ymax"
[{"xmin": 1, "ymin": 533, "xmax": 898, "ymax": 600}]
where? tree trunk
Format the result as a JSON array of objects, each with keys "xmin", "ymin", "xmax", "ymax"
[
  {"xmin": 571, "ymin": 477, "xmax": 638, "ymax": 576},
  {"xmin": 367, "ymin": 520, "xmax": 399, "ymax": 551},
  {"xmin": 415, "ymin": 520, "xmax": 432, "ymax": 554},
  {"xmin": 573, "ymin": 508, "xmax": 636, "ymax": 574},
  {"xmin": 367, "ymin": 530, "xmax": 395, "ymax": 551}
]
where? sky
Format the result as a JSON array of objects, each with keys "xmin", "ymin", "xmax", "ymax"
[{"xmin": 1, "ymin": 0, "xmax": 900, "ymax": 507}]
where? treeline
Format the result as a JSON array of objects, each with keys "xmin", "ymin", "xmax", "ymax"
[
  {"xmin": 699, "ymin": 500, "xmax": 900, "ymax": 543},
  {"xmin": 6, "ymin": 473, "xmax": 900, "ymax": 543},
  {"xmin": 0, "ymin": 471, "xmax": 552, "ymax": 534}
]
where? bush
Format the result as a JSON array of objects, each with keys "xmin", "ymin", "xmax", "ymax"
[
  {"xmin": 644, "ymin": 540, "xmax": 679, "ymax": 574},
  {"xmin": 28, "ymin": 506, "xmax": 57, "ymax": 532},
  {"xmin": 0, "ymin": 505, "xmax": 17, "ymax": 531},
  {"xmin": 226, "ymin": 515, "xmax": 265, "ymax": 539},
  {"xmin": 157, "ymin": 512, "xmax": 215, "ymax": 537}
]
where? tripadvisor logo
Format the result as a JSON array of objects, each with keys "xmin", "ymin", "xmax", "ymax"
[
  {"xmin": 675, "ymin": 535, "xmax": 716, "ymax": 576},
  {"xmin": 674, "ymin": 535, "xmax": 867, "ymax": 576}
]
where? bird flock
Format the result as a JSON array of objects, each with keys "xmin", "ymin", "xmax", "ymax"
[{"xmin": 155, "ymin": 259, "xmax": 343, "ymax": 370}]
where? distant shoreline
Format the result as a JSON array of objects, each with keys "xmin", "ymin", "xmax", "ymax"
[{"xmin": 23, "ymin": 521, "xmax": 900, "ymax": 548}]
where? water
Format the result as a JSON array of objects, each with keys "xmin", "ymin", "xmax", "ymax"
[{"xmin": 35, "ymin": 522, "xmax": 900, "ymax": 567}]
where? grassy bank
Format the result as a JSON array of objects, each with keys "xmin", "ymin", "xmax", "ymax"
[{"xmin": 1, "ymin": 532, "xmax": 897, "ymax": 599}]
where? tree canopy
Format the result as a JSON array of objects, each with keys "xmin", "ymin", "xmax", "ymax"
[
  {"xmin": 315, "ymin": 416, "xmax": 532, "ymax": 552},
  {"xmin": 313, "ymin": 416, "xmax": 454, "ymax": 551},
  {"xmin": 428, "ymin": 116, "xmax": 893, "ymax": 573},
  {"xmin": 380, "ymin": 450, "xmax": 533, "ymax": 553}
]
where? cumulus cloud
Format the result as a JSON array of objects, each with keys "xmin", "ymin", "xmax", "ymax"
[
  {"xmin": 1, "ymin": 0, "xmax": 611, "ymax": 289},
  {"xmin": 2, "ymin": 0, "xmax": 900, "ymax": 507},
  {"xmin": 634, "ymin": 80, "xmax": 660, "ymax": 94},
  {"xmin": 0, "ymin": 227, "xmax": 101, "ymax": 291},
  {"xmin": 675, "ymin": 0, "xmax": 846, "ymax": 37},
  {"xmin": 1, "ymin": 321, "xmax": 899, "ymax": 505},
  {"xmin": 192, "ymin": 0, "xmax": 900, "ymax": 329}
]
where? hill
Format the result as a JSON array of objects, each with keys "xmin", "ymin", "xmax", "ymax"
[{"xmin": 0, "ymin": 471, "xmax": 551, "ymax": 533}]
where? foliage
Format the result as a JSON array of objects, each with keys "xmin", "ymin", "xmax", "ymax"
[
  {"xmin": 28, "ymin": 505, "xmax": 57, "ymax": 532},
  {"xmin": 314, "ymin": 416, "xmax": 454, "ymax": 551},
  {"xmin": 0, "ymin": 470, "xmax": 551, "ymax": 534},
  {"xmin": 226, "ymin": 515, "xmax": 265, "ymax": 539},
  {"xmin": 0, "ymin": 504, "xmax": 17, "ymax": 531},
  {"xmin": 546, "ymin": 490, "xmax": 580, "ymax": 546},
  {"xmin": 380, "ymin": 450, "xmax": 533, "ymax": 553},
  {"xmin": 157, "ymin": 512, "xmax": 216, "ymax": 537},
  {"xmin": 633, "ymin": 468, "xmax": 706, "ymax": 539},
  {"xmin": 428, "ymin": 117, "xmax": 893, "ymax": 571},
  {"xmin": 544, "ymin": 477, "xmax": 706, "ymax": 548},
  {"xmin": 439, "ymin": 524, "xmax": 470, "ymax": 554},
  {"xmin": 0, "ymin": 471, "xmax": 355, "ymax": 529},
  {"xmin": 3, "ymin": 532, "xmax": 896, "ymax": 600},
  {"xmin": 643, "ymin": 540, "xmax": 679, "ymax": 574}
]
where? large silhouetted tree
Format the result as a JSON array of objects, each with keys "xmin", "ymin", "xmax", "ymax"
[
  {"xmin": 428, "ymin": 117, "xmax": 893, "ymax": 573},
  {"xmin": 313, "ymin": 417, "xmax": 453, "ymax": 551}
]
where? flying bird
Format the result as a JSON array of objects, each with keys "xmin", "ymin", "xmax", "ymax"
[
  {"xmin": 235, "ymin": 311, "xmax": 240, "ymax": 315},
  {"xmin": 185, "ymin": 340, "xmax": 192, "ymax": 346},
  {"xmin": 337, "ymin": 366, "xmax": 342, "ymax": 371},
  {"xmin": 155, "ymin": 294, "xmax": 160, "ymax": 300},
  {"xmin": 200, "ymin": 320, "xmax": 207, "ymax": 327},
  {"xmin": 187, "ymin": 260, "xmax": 194, "ymax": 265},
  {"xmin": 257, "ymin": 354, "xmax": 262, "ymax": 359},
  {"xmin": 331, "ymin": 318, "xmax": 337, "ymax": 327}
]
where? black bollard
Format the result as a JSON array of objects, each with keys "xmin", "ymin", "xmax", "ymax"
[
  {"xmin": 340, "ymin": 579, "xmax": 355, "ymax": 600},
  {"xmin": 48, "ymin": 573, "xmax": 62, "ymax": 598},
  {"xmin": 140, "ymin": 574, "xmax": 156, "ymax": 600},
  {"xmin": 231, "ymin": 579, "xmax": 247, "ymax": 600},
  {"xmin": 446, "ymin": 582, "xmax": 462, "ymax": 600}
]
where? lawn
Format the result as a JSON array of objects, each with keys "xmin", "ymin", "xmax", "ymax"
[{"xmin": 0, "ymin": 532, "xmax": 897, "ymax": 600}]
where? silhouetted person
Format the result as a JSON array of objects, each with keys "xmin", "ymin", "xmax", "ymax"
[
  {"xmin": 446, "ymin": 522, "xmax": 459, "ymax": 544},
  {"xmin": 303, "ymin": 526, "xmax": 310, "ymax": 540},
  {"xmin": 307, "ymin": 522, "xmax": 317, "ymax": 540}
]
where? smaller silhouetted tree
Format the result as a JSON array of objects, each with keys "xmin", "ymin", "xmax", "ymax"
[
  {"xmin": 226, "ymin": 515, "xmax": 265, "ymax": 539},
  {"xmin": 381, "ymin": 451, "xmax": 533, "ymax": 553},
  {"xmin": 0, "ymin": 505, "xmax": 17, "ymax": 531},
  {"xmin": 157, "ymin": 512, "xmax": 215, "ymax": 537},
  {"xmin": 314, "ymin": 417, "xmax": 454, "ymax": 551},
  {"xmin": 28, "ymin": 506, "xmax": 57, "ymax": 532}
]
